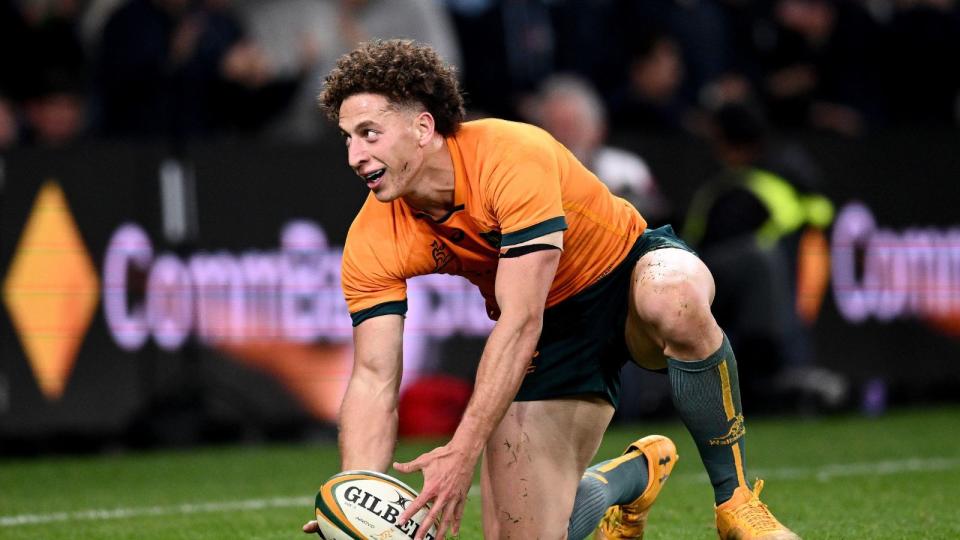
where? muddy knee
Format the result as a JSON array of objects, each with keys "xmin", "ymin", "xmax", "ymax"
[{"xmin": 631, "ymin": 251, "xmax": 721, "ymax": 359}]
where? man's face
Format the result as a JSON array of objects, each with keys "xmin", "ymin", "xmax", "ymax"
[{"xmin": 338, "ymin": 93, "xmax": 423, "ymax": 203}]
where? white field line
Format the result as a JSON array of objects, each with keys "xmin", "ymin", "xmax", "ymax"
[
  {"xmin": 674, "ymin": 456, "xmax": 960, "ymax": 484},
  {"xmin": 3, "ymin": 456, "xmax": 959, "ymax": 527},
  {"xmin": 0, "ymin": 497, "xmax": 312, "ymax": 527}
]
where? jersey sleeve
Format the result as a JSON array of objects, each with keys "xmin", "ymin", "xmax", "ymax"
[
  {"xmin": 486, "ymin": 141, "xmax": 568, "ymax": 247},
  {"xmin": 341, "ymin": 223, "xmax": 408, "ymax": 327}
]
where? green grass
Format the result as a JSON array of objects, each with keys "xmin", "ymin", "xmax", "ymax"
[{"xmin": 2, "ymin": 406, "xmax": 959, "ymax": 539}]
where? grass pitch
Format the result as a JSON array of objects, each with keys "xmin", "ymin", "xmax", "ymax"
[{"xmin": 2, "ymin": 406, "xmax": 959, "ymax": 539}]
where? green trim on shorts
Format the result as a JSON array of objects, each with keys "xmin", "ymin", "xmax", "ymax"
[
  {"xmin": 350, "ymin": 299, "xmax": 407, "ymax": 327},
  {"xmin": 636, "ymin": 224, "xmax": 696, "ymax": 258}
]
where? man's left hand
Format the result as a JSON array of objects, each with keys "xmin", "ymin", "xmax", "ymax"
[{"xmin": 393, "ymin": 442, "xmax": 477, "ymax": 540}]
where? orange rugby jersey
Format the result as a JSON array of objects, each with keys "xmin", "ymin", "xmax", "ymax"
[{"xmin": 342, "ymin": 118, "xmax": 647, "ymax": 325}]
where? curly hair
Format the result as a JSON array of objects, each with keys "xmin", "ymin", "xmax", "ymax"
[{"xmin": 318, "ymin": 40, "xmax": 465, "ymax": 136}]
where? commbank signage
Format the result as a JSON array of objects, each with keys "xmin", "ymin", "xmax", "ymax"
[
  {"xmin": 1, "ymin": 135, "xmax": 959, "ymax": 440},
  {"xmin": 0, "ymin": 147, "xmax": 494, "ymax": 431},
  {"xmin": 832, "ymin": 202, "xmax": 960, "ymax": 326}
]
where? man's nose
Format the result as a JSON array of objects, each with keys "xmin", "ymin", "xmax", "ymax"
[{"xmin": 348, "ymin": 140, "xmax": 369, "ymax": 169}]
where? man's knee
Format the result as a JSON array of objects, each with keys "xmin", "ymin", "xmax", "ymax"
[{"xmin": 632, "ymin": 250, "xmax": 721, "ymax": 358}]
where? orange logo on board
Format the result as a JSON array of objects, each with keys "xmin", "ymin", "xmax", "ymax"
[{"xmin": 2, "ymin": 182, "xmax": 99, "ymax": 400}]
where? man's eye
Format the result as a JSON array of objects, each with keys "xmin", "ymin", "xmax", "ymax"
[{"xmin": 365, "ymin": 130, "xmax": 379, "ymax": 140}]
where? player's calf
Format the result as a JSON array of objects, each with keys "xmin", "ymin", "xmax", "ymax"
[{"xmin": 569, "ymin": 435, "xmax": 678, "ymax": 540}]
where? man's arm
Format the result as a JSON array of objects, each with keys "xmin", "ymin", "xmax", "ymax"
[
  {"xmin": 339, "ymin": 313, "xmax": 405, "ymax": 471},
  {"xmin": 450, "ymin": 242, "xmax": 561, "ymax": 458},
  {"xmin": 395, "ymin": 244, "xmax": 561, "ymax": 539},
  {"xmin": 303, "ymin": 313, "xmax": 404, "ymax": 535}
]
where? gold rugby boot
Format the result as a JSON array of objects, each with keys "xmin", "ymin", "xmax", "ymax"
[
  {"xmin": 594, "ymin": 435, "xmax": 678, "ymax": 539},
  {"xmin": 716, "ymin": 479, "xmax": 801, "ymax": 539}
]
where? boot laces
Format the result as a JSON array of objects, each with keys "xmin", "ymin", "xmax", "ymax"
[
  {"xmin": 600, "ymin": 506, "xmax": 624, "ymax": 530},
  {"xmin": 732, "ymin": 480, "xmax": 781, "ymax": 532},
  {"xmin": 601, "ymin": 504, "xmax": 646, "ymax": 535}
]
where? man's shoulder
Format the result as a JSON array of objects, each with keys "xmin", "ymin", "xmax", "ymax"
[
  {"xmin": 458, "ymin": 118, "xmax": 556, "ymax": 151},
  {"xmin": 455, "ymin": 119, "xmax": 562, "ymax": 188}
]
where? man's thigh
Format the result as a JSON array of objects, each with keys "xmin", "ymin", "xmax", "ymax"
[{"xmin": 481, "ymin": 396, "xmax": 614, "ymax": 539}]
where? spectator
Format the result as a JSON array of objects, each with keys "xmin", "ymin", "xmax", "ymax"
[
  {"xmin": 1, "ymin": 0, "xmax": 89, "ymax": 146},
  {"xmin": 684, "ymin": 101, "xmax": 847, "ymax": 412},
  {"xmin": 21, "ymin": 71, "xmax": 87, "ymax": 146},
  {"xmin": 606, "ymin": 29, "xmax": 694, "ymax": 133},
  {"xmin": 531, "ymin": 74, "xmax": 671, "ymax": 225},
  {"xmin": 697, "ymin": 0, "xmax": 775, "ymax": 112},
  {"xmin": 446, "ymin": 0, "xmax": 555, "ymax": 119},
  {"xmin": 617, "ymin": 0, "xmax": 733, "ymax": 109},
  {"xmin": 760, "ymin": 0, "xmax": 884, "ymax": 135},
  {"xmin": 549, "ymin": 0, "xmax": 625, "ymax": 97},
  {"xmin": 97, "ymin": 0, "xmax": 301, "ymax": 140},
  {"xmin": 235, "ymin": 0, "xmax": 462, "ymax": 141}
]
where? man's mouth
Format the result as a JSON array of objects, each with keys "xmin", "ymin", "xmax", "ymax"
[{"xmin": 362, "ymin": 168, "xmax": 386, "ymax": 188}]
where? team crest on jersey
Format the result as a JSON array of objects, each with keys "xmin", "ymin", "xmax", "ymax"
[{"xmin": 431, "ymin": 240, "xmax": 456, "ymax": 272}]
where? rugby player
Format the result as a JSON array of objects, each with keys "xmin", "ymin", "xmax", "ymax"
[{"xmin": 302, "ymin": 40, "xmax": 800, "ymax": 540}]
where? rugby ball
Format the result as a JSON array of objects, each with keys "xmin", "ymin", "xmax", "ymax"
[{"xmin": 315, "ymin": 470, "xmax": 438, "ymax": 540}]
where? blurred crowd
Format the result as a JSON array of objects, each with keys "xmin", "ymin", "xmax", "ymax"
[
  {"xmin": 5, "ymin": 0, "xmax": 946, "ymax": 414},
  {"xmin": 1, "ymin": 0, "xmax": 959, "ymax": 150}
]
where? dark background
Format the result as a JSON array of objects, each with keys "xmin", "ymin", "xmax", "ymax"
[{"xmin": 2, "ymin": 130, "xmax": 959, "ymax": 451}]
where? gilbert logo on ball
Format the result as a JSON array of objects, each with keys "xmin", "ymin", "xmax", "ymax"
[{"xmin": 315, "ymin": 470, "xmax": 438, "ymax": 540}]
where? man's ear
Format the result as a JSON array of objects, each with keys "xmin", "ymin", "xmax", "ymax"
[{"xmin": 414, "ymin": 111, "xmax": 436, "ymax": 146}]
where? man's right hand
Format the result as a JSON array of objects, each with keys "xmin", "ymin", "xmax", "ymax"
[{"xmin": 302, "ymin": 520, "xmax": 319, "ymax": 534}]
